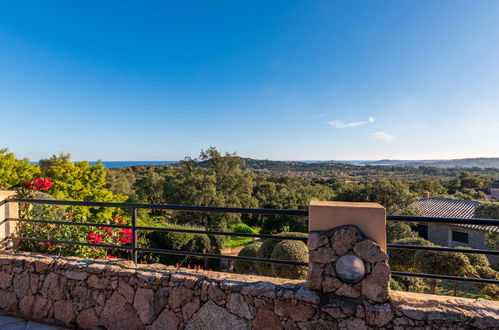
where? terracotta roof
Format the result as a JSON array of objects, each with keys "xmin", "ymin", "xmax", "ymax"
[{"xmin": 415, "ymin": 197, "xmax": 499, "ymax": 233}]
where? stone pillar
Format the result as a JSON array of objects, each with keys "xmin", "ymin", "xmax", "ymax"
[
  {"xmin": 307, "ymin": 201, "xmax": 390, "ymax": 302},
  {"xmin": 0, "ymin": 191, "xmax": 18, "ymax": 250}
]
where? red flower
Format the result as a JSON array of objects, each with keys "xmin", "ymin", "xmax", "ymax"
[
  {"xmin": 187, "ymin": 265, "xmax": 191, "ymax": 269},
  {"xmin": 86, "ymin": 232, "xmax": 103, "ymax": 244},
  {"xmin": 175, "ymin": 263, "xmax": 179, "ymax": 268},
  {"xmin": 24, "ymin": 178, "xmax": 53, "ymax": 191},
  {"xmin": 107, "ymin": 254, "xmax": 116, "ymax": 259},
  {"xmin": 47, "ymin": 242, "xmax": 52, "ymax": 246}
]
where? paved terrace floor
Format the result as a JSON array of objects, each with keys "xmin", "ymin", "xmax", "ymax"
[{"xmin": 0, "ymin": 314, "xmax": 67, "ymax": 330}]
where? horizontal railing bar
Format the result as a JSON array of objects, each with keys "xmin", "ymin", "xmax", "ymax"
[
  {"xmin": 387, "ymin": 214, "xmax": 499, "ymax": 226},
  {"xmin": 10, "ymin": 236, "xmax": 132, "ymax": 250},
  {"xmin": 392, "ymin": 271, "xmax": 499, "ymax": 285},
  {"xmin": 9, "ymin": 218, "xmax": 306, "ymax": 241},
  {"xmin": 136, "ymin": 226, "xmax": 308, "ymax": 241},
  {"xmin": 135, "ymin": 247, "xmax": 309, "ymax": 266},
  {"xmin": 387, "ymin": 244, "xmax": 499, "ymax": 255},
  {"xmin": 12, "ymin": 218, "xmax": 131, "ymax": 229},
  {"xmin": 9, "ymin": 199, "xmax": 308, "ymax": 216}
]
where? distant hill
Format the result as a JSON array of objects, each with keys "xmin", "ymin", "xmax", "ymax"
[{"xmin": 353, "ymin": 158, "xmax": 499, "ymax": 168}]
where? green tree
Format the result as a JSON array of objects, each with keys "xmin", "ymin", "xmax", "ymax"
[
  {"xmin": 40, "ymin": 153, "xmax": 126, "ymax": 221},
  {"xmin": 0, "ymin": 148, "xmax": 40, "ymax": 189}
]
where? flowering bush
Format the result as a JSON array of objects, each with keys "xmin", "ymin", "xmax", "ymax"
[
  {"xmin": 23, "ymin": 178, "xmax": 53, "ymax": 191},
  {"xmin": 16, "ymin": 181, "xmax": 133, "ymax": 260}
]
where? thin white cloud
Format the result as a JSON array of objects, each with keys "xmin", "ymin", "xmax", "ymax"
[
  {"xmin": 368, "ymin": 116, "xmax": 375, "ymax": 123},
  {"xmin": 373, "ymin": 131, "xmax": 395, "ymax": 141},
  {"xmin": 327, "ymin": 120, "xmax": 368, "ymax": 128}
]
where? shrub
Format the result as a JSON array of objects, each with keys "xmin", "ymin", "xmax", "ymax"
[
  {"xmin": 147, "ymin": 223, "xmax": 211, "ymax": 265},
  {"xmin": 414, "ymin": 250, "xmax": 472, "ymax": 294},
  {"xmin": 388, "ymin": 237, "xmax": 434, "ymax": 271},
  {"xmin": 234, "ymin": 241, "xmax": 263, "ymax": 274},
  {"xmin": 257, "ymin": 232, "xmax": 307, "ymax": 276},
  {"xmin": 390, "ymin": 276, "xmax": 427, "ymax": 293},
  {"xmin": 455, "ymin": 246, "xmax": 490, "ymax": 268},
  {"xmin": 270, "ymin": 240, "xmax": 308, "ymax": 279}
]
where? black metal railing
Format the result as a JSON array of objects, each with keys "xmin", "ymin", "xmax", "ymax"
[
  {"xmin": 6, "ymin": 198, "xmax": 308, "ymax": 268},
  {"xmin": 4, "ymin": 198, "xmax": 499, "ymax": 285}
]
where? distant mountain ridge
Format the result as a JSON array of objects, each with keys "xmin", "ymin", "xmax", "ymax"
[{"xmin": 345, "ymin": 158, "xmax": 499, "ymax": 168}]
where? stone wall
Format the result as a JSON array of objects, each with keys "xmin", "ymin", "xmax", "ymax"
[{"xmin": 0, "ymin": 251, "xmax": 497, "ymax": 330}]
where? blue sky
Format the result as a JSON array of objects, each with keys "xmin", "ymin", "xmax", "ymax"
[{"xmin": 1, "ymin": 1, "xmax": 499, "ymax": 161}]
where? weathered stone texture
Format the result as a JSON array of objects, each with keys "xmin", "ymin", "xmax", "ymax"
[
  {"xmin": 307, "ymin": 225, "xmax": 390, "ymax": 302},
  {"xmin": 0, "ymin": 251, "xmax": 496, "ymax": 330}
]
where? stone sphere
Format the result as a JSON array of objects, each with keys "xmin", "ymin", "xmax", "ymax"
[{"xmin": 335, "ymin": 255, "xmax": 366, "ymax": 283}]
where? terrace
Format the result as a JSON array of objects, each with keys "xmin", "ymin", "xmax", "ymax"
[{"xmin": 0, "ymin": 192, "xmax": 498, "ymax": 329}]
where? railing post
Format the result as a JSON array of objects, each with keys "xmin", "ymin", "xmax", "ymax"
[
  {"xmin": 307, "ymin": 201, "xmax": 391, "ymax": 302},
  {"xmin": 0, "ymin": 191, "xmax": 18, "ymax": 250},
  {"xmin": 131, "ymin": 207, "xmax": 138, "ymax": 264}
]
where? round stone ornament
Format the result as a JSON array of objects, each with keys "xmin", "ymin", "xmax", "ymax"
[{"xmin": 335, "ymin": 255, "xmax": 366, "ymax": 283}]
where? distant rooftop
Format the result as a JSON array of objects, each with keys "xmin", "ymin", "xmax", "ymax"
[{"xmin": 416, "ymin": 197, "xmax": 499, "ymax": 233}]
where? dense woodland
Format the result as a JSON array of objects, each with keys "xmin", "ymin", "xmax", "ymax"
[{"xmin": 1, "ymin": 147, "xmax": 498, "ymax": 299}]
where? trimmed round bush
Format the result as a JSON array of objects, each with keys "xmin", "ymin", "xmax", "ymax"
[
  {"xmin": 270, "ymin": 240, "xmax": 309, "ymax": 279},
  {"xmin": 257, "ymin": 232, "xmax": 307, "ymax": 276},
  {"xmin": 191, "ymin": 234, "xmax": 211, "ymax": 252},
  {"xmin": 455, "ymin": 246, "xmax": 491, "ymax": 268},
  {"xmin": 388, "ymin": 237, "xmax": 434, "ymax": 271},
  {"xmin": 234, "ymin": 241, "xmax": 263, "ymax": 274}
]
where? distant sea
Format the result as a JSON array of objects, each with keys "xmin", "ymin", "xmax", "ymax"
[{"xmin": 32, "ymin": 161, "xmax": 178, "ymax": 168}]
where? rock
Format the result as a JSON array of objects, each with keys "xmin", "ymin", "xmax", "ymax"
[
  {"xmin": 34, "ymin": 260, "xmax": 50, "ymax": 272},
  {"xmin": 361, "ymin": 262, "xmax": 390, "ymax": 302},
  {"xmin": 282, "ymin": 319, "xmax": 300, "ymax": 330},
  {"xmin": 185, "ymin": 300, "xmax": 248, "ymax": 330},
  {"xmin": 54, "ymin": 300, "xmax": 75, "ymax": 325},
  {"xmin": 168, "ymin": 286, "xmax": 194, "ymax": 309},
  {"xmin": 41, "ymin": 272, "xmax": 64, "ymax": 300},
  {"xmin": 306, "ymin": 263, "xmax": 322, "ymax": 291},
  {"xmin": 364, "ymin": 302, "xmax": 394, "ymax": 327},
  {"xmin": 295, "ymin": 286, "xmax": 320, "ymax": 304},
  {"xmin": 332, "ymin": 228, "xmax": 358, "ymax": 255},
  {"xmin": 322, "ymin": 300, "xmax": 356, "ymax": 319},
  {"xmin": 76, "ymin": 308, "xmax": 99, "ymax": 329},
  {"xmin": 335, "ymin": 255, "xmax": 365, "ymax": 283},
  {"xmin": 322, "ymin": 277, "xmax": 342, "ymax": 293},
  {"xmin": 182, "ymin": 297, "xmax": 201, "ymax": 322},
  {"xmin": 100, "ymin": 291, "xmax": 143, "ymax": 330},
  {"xmin": 0, "ymin": 271, "xmax": 13, "ymax": 289},
  {"xmin": 0, "ymin": 291, "xmax": 18, "ymax": 311},
  {"xmin": 353, "ymin": 240, "xmax": 388, "ymax": 263},
  {"xmin": 297, "ymin": 320, "xmax": 334, "ymax": 330},
  {"xmin": 118, "ymin": 278, "xmax": 135, "ymax": 304},
  {"xmin": 309, "ymin": 248, "xmax": 337, "ymax": 264},
  {"xmin": 240, "ymin": 282, "xmax": 276, "ymax": 299},
  {"xmin": 307, "ymin": 232, "xmax": 327, "ymax": 251},
  {"xmin": 251, "ymin": 308, "xmax": 282, "ymax": 330},
  {"xmin": 149, "ymin": 309, "xmax": 179, "ymax": 330},
  {"xmin": 227, "ymin": 294, "xmax": 254, "ymax": 319},
  {"xmin": 87, "ymin": 274, "xmax": 110, "ymax": 289},
  {"xmin": 339, "ymin": 318, "xmax": 368, "ymax": 330},
  {"xmin": 134, "ymin": 288, "xmax": 155, "ymax": 324},
  {"xmin": 208, "ymin": 283, "xmax": 226, "ymax": 303},
  {"xmin": 13, "ymin": 270, "xmax": 30, "ymax": 298},
  {"xmin": 30, "ymin": 273, "xmax": 39, "ymax": 294},
  {"xmin": 20, "ymin": 296, "xmax": 52, "ymax": 320},
  {"xmin": 65, "ymin": 270, "xmax": 88, "ymax": 281},
  {"xmin": 274, "ymin": 300, "xmax": 315, "ymax": 322},
  {"xmin": 335, "ymin": 283, "xmax": 361, "ymax": 299},
  {"xmin": 154, "ymin": 287, "xmax": 170, "ymax": 314}
]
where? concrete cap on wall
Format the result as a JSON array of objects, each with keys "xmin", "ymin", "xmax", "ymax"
[{"xmin": 308, "ymin": 201, "xmax": 386, "ymax": 251}]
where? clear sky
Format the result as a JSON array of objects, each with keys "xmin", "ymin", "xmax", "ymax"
[{"xmin": 1, "ymin": 1, "xmax": 499, "ymax": 161}]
